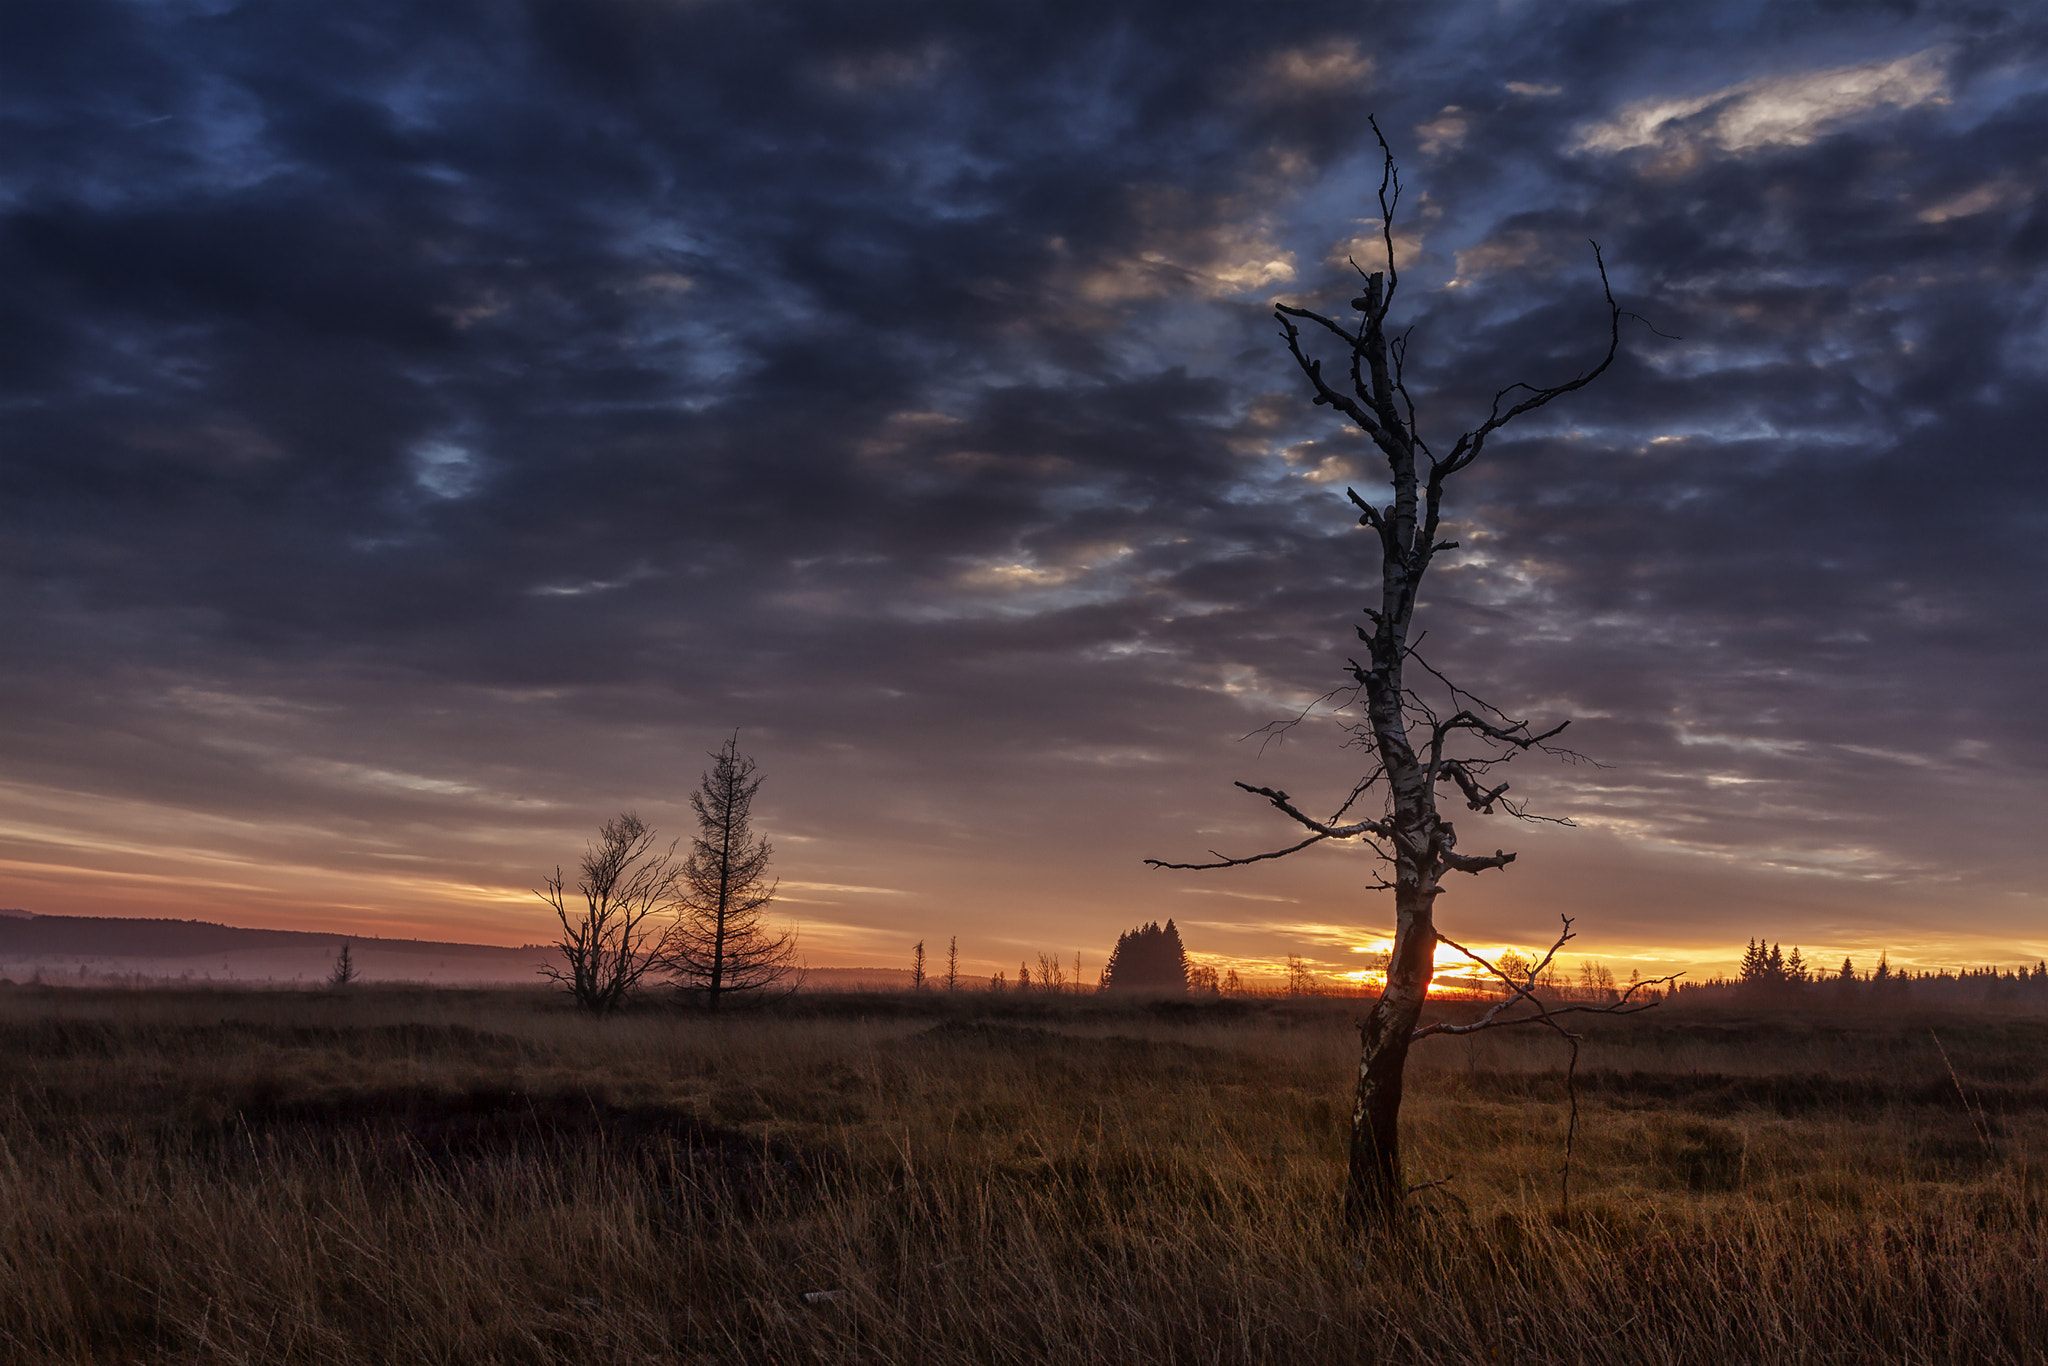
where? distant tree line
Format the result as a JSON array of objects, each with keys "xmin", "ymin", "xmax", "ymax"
[
  {"xmin": 789, "ymin": 922, "xmax": 2048, "ymax": 1013},
  {"xmin": 1666, "ymin": 939, "xmax": 2048, "ymax": 1007}
]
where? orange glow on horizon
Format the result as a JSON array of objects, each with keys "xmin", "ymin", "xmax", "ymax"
[{"xmin": 8, "ymin": 805, "xmax": 2048, "ymax": 980}]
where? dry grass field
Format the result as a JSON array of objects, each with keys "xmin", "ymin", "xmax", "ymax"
[{"xmin": 2, "ymin": 983, "xmax": 2045, "ymax": 1364}]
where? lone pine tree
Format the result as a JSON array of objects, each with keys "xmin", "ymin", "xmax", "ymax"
[
  {"xmin": 1149, "ymin": 123, "xmax": 1668, "ymax": 1229},
  {"xmin": 664, "ymin": 735, "xmax": 796, "ymax": 1010}
]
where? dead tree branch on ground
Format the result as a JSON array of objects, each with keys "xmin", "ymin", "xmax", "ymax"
[{"xmin": 1427, "ymin": 916, "xmax": 1681, "ymax": 1209}]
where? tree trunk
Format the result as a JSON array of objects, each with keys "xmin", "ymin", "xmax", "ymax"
[{"xmin": 1346, "ymin": 881, "xmax": 1435, "ymax": 1226}]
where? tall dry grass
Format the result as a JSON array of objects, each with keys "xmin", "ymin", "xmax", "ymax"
[{"xmin": 1, "ymin": 984, "xmax": 2045, "ymax": 1363}]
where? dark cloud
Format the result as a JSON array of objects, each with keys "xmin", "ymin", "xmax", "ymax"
[{"xmin": 3, "ymin": 0, "xmax": 2046, "ymax": 975}]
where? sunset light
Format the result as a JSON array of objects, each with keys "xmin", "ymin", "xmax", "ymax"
[
  {"xmin": 0, "ymin": 0, "xmax": 2038, "ymax": 1013},
  {"xmin": 6, "ymin": 2, "xmax": 2047, "ymax": 1358}
]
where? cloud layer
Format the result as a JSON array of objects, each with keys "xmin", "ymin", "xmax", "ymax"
[{"xmin": 5, "ymin": 0, "xmax": 2048, "ymax": 977}]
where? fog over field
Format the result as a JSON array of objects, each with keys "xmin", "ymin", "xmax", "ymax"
[{"xmin": 0, "ymin": 909, "xmax": 927, "ymax": 989}]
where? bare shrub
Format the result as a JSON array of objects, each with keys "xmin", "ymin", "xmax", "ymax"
[{"xmin": 539, "ymin": 811, "xmax": 676, "ymax": 1014}]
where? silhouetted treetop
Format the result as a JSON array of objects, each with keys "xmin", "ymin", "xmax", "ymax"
[{"xmin": 1102, "ymin": 920, "xmax": 1189, "ymax": 994}]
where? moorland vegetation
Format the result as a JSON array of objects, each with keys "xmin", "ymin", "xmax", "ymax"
[{"xmin": 2, "ymin": 982, "xmax": 2045, "ymax": 1363}]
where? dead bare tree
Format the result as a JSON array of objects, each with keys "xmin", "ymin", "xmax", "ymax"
[
  {"xmin": 539, "ymin": 811, "xmax": 677, "ymax": 1014},
  {"xmin": 1148, "ymin": 121, "xmax": 1672, "ymax": 1229},
  {"xmin": 663, "ymin": 735, "xmax": 797, "ymax": 1010}
]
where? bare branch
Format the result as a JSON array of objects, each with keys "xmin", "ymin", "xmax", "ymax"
[
  {"xmin": 1368, "ymin": 114, "xmax": 1401, "ymax": 311},
  {"xmin": 1402, "ymin": 1173, "xmax": 1466, "ymax": 1214},
  {"xmin": 1345, "ymin": 485, "xmax": 1387, "ymax": 535},
  {"xmin": 1622, "ymin": 310, "xmax": 1682, "ymax": 341},
  {"xmin": 1438, "ymin": 241, "xmax": 1622, "ymax": 477},
  {"xmin": 1145, "ymin": 772, "xmax": 1396, "ymax": 871},
  {"xmin": 1326, "ymin": 770, "xmax": 1384, "ymax": 824},
  {"xmin": 1398, "ymin": 649, "xmax": 1593, "ymax": 825},
  {"xmin": 1449, "ymin": 915, "xmax": 1575, "ymax": 992},
  {"xmin": 1407, "ymin": 649, "xmax": 1523, "ymax": 727},
  {"xmin": 1389, "ymin": 327, "xmax": 1426, "ymax": 456},
  {"xmin": 1439, "ymin": 847, "xmax": 1516, "ymax": 875},
  {"xmin": 1144, "ymin": 832, "xmax": 1328, "ymax": 871},
  {"xmin": 1243, "ymin": 683, "xmax": 1354, "ymax": 757},
  {"xmin": 1416, "ymin": 919, "xmax": 1682, "ymax": 1041},
  {"xmin": 1275, "ymin": 309, "xmax": 1383, "ymax": 436},
  {"xmin": 1233, "ymin": 781, "xmax": 1392, "ymax": 840},
  {"xmin": 1435, "ymin": 708, "xmax": 1571, "ymax": 752},
  {"xmin": 1492, "ymin": 796, "xmax": 1579, "ymax": 828},
  {"xmin": 1440, "ymin": 758, "xmax": 1511, "ymax": 813}
]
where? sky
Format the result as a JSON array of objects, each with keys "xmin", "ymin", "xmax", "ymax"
[{"xmin": 4, "ymin": 0, "xmax": 2048, "ymax": 984}]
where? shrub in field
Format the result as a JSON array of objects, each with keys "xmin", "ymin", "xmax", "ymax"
[{"xmin": 538, "ymin": 812, "xmax": 675, "ymax": 1014}]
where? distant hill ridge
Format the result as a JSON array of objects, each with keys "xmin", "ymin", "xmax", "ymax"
[
  {"xmin": 0, "ymin": 913, "xmax": 528, "ymax": 960},
  {"xmin": 0, "ymin": 912, "xmax": 918, "ymax": 985}
]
